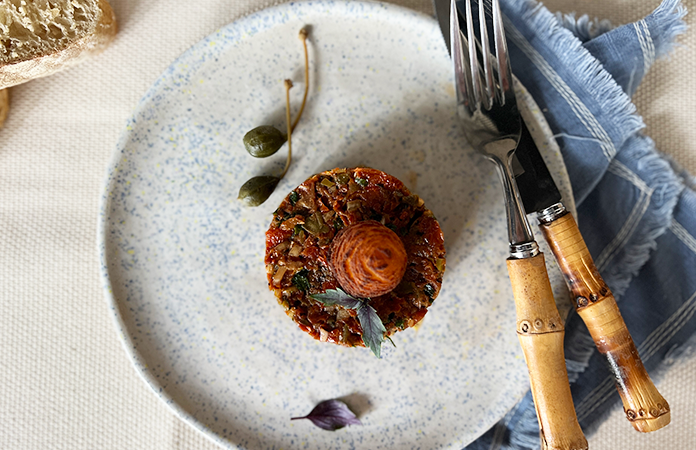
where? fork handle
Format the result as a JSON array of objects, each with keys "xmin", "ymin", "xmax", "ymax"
[
  {"xmin": 539, "ymin": 212, "xmax": 670, "ymax": 432},
  {"xmin": 507, "ymin": 253, "xmax": 588, "ymax": 450}
]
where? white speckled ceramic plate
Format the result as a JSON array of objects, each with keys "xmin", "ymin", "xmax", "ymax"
[{"xmin": 99, "ymin": 1, "xmax": 575, "ymax": 449}]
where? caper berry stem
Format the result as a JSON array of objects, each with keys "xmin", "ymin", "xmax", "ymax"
[
  {"xmin": 238, "ymin": 27, "xmax": 309, "ymax": 207},
  {"xmin": 280, "ymin": 79, "xmax": 294, "ymax": 180},
  {"xmin": 291, "ymin": 28, "xmax": 310, "ymax": 133}
]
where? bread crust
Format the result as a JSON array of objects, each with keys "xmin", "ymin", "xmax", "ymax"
[
  {"xmin": 0, "ymin": 88, "xmax": 9, "ymax": 127},
  {"xmin": 0, "ymin": 0, "xmax": 117, "ymax": 89}
]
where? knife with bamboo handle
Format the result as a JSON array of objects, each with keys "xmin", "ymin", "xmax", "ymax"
[{"xmin": 514, "ymin": 125, "xmax": 670, "ymax": 432}]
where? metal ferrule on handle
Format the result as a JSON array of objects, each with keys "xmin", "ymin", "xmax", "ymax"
[{"xmin": 537, "ymin": 202, "xmax": 567, "ymax": 225}]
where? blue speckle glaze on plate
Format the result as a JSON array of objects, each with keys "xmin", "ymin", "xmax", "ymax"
[{"xmin": 98, "ymin": 1, "xmax": 575, "ymax": 449}]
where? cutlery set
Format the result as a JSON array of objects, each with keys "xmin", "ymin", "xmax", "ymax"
[{"xmin": 435, "ymin": 0, "xmax": 670, "ymax": 447}]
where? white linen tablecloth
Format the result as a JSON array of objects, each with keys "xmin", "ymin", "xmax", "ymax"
[{"xmin": 1, "ymin": 0, "xmax": 694, "ymax": 449}]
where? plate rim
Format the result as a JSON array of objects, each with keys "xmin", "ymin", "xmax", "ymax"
[{"xmin": 96, "ymin": 1, "xmax": 574, "ymax": 448}]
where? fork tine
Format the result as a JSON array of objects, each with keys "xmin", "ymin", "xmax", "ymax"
[
  {"xmin": 477, "ymin": 0, "xmax": 494, "ymax": 110},
  {"xmin": 450, "ymin": 0, "xmax": 473, "ymax": 113},
  {"xmin": 463, "ymin": 0, "xmax": 482, "ymax": 108},
  {"xmin": 491, "ymin": 0, "xmax": 512, "ymax": 103}
]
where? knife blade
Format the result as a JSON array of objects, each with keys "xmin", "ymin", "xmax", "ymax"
[{"xmin": 434, "ymin": 0, "xmax": 670, "ymax": 432}]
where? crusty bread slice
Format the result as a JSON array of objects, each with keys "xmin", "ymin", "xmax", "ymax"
[{"xmin": 0, "ymin": 0, "xmax": 117, "ymax": 89}]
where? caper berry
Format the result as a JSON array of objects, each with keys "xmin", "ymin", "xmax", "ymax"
[
  {"xmin": 238, "ymin": 28, "xmax": 310, "ymax": 208},
  {"xmin": 238, "ymin": 175, "xmax": 281, "ymax": 207},
  {"xmin": 243, "ymin": 125, "xmax": 287, "ymax": 158}
]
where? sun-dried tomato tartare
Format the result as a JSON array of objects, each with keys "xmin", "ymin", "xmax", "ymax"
[{"xmin": 264, "ymin": 167, "xmax": 446, "ymax": 347}]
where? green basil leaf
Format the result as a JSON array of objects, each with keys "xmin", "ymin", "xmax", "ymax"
[
  {"xmin": 310, "ymin": 288, "xmax": 362, "ymax": 310},
  {"xmin": 292, "ymin": 269, "xmax": 311, "ymax": 292},
  {"xmin": 289, "ymin": 190, "xmax": 300, "ymax": 205},
  {"xmin": 310, "ymin": 289, "xmax": 387, "ymax": 358},
  {"xmin": 424, "ymin": 283, "xmax": 436, "ymax": 298},
  {"xmin": 357, "ymin": 303, "xmax": 386, "ymax": 358}
]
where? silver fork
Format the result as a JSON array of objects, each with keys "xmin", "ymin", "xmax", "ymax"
[
  {"xmin": 450, "ymin": 1, "xmax": 588, "ymax": 448},
  {"xmin": 451, "ymin": 0, "xmax": 534, "ymax": 258}
]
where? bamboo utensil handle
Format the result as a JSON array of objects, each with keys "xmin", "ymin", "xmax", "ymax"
[
  {"xmin": 507, "ymin": 253, "xmax": 588, "ymax": 450},
  {"xmin": 539, "ymin": 212, "xmax": 670, "ymax": 432}
]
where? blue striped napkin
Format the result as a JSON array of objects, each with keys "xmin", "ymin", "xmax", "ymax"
[{"xmin": 464, "ymin": 1, "xmax": 694, "ymax": 448}]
